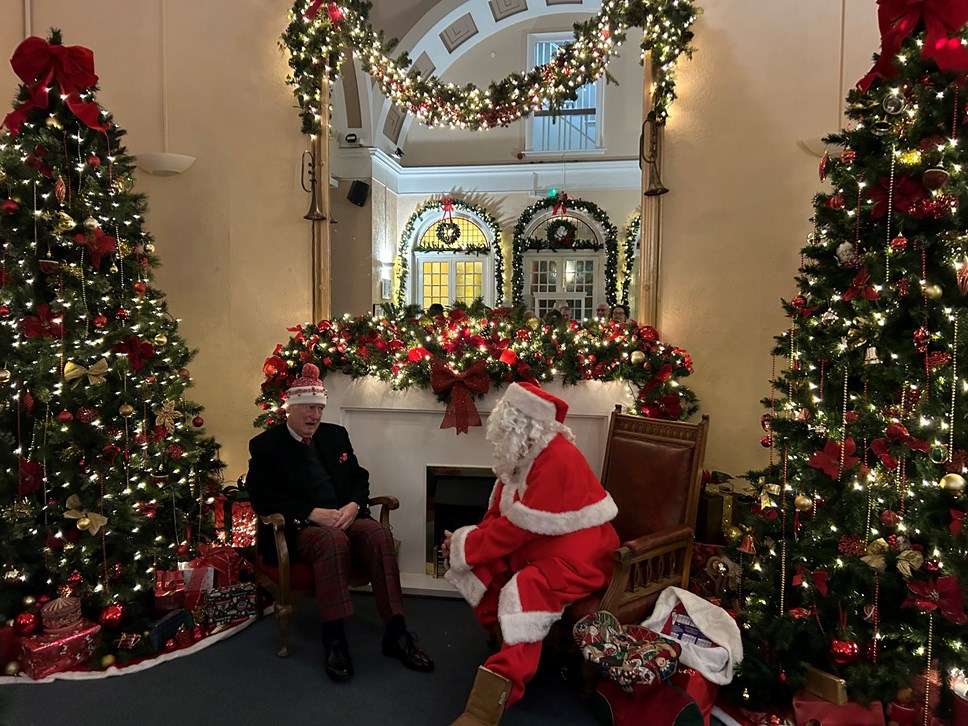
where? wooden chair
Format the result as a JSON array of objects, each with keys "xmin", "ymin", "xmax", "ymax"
[
  {"xmin": 548, "ymin": 407, "xmax": 710, "ymax": 678},
  {"xmin": 253, "ymin": 495, "xmax": 399, "ymax": 657}
]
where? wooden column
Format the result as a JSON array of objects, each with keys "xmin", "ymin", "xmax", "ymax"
[
  {"xmin": 312, "ymin": 75, "xmax": 332, "ymax": 322},
  {"xmin": 637, "ymin": 55, "xmax": 662, "ymax": 328}
]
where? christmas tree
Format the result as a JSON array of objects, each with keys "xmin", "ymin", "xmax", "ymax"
[
  {"xmin": 0, "ymin": 31, "xmax": 222, "ymax": 667},
  {"xmin": 730, "ymin": 3, "xmax": 968, "ymax": 713}
]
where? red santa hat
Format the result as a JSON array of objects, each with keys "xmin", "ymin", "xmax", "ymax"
[
  {"xmin": 501, "ymin": 382, "xmax": 568, "ymax": 424},
  {"xmin": 285, "ymin": 363, "xmax": 328, "ymax": 406}
]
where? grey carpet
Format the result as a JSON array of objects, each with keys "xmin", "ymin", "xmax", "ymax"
[{"xmin": 0, "ymin": 592, "xmax": 599, "ymax": 726}]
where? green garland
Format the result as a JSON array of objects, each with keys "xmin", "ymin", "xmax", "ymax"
[
  {"xmin": 623, "ymin": 213, "xmax": 640, "ymax": 306},
  {"xmin": 255, "ymin": 302, "xmax": 698, "ymax": 427},
  {"xmin": 396, "ymin": 197, "xmax": 505, "ymax": 306},
  {"xmin": 282, "ymin": 0, "xmax": 699, "ymax": 135},
  {"xmin": 511, "ymin": 195, "xmax": 619, "ymax": 305}
]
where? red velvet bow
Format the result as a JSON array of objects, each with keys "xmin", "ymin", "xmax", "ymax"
[
  {"xmin": 952, "ymin": 509, "xmax": 965, "ymax": 535},
  {"xmin": 552, "ymin": 192, "xmax": 568, "ymax": 216},
  {"xmin": 430, "ymin": 358, "xmax": 490, "ymax": 434},
  {"xmin": 843, "ymin": 269, "xmax": 879, "ymax": 302},
  {"xmin": 441, "ymin": 197, "xmax": 454, "ymax": 221},
  {"xmin": 858, "ymin": 0, "xmax": 968, "ymax": 92},
  {"xmin": 305, "ymin": 0, "xmax": 342, "ymax": 24},
  {"xmin": 2, "ymin": 36, "xmax": 107, "ymax": 136},
  {"xmin": 792, "ymin": 564, "xmax": 829, "ymax": 596}
]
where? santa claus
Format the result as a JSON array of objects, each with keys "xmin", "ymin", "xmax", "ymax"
[{"xmin": 444, "ymin": 382, "xmax": 619, "ymax": 725}]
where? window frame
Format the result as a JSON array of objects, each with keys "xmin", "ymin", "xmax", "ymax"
[{"xmin": 523, "ymin": 249, "xmax": 606, "ymax": 321}]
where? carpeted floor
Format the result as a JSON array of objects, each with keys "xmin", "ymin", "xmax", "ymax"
[{"xmin": 0, "ymin": 592, "xmax": 600, "ymax": 726}]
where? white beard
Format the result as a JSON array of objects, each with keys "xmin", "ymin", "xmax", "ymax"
[{"xmin": 486, "ymin": 399, "xmax": 555, "ymax": 483}]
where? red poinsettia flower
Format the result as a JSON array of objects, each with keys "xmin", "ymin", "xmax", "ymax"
[
  {"xmin": 843, "ymin": 269, "xmax": 879, "ymax": 302},
  {"xmin": 640, "ymin": 393, "xmax": 682, "ymax": 420},
  {"xmin": 21, "ymin": 303, "xmax": 63, "ymax": 339},
  {"xmin": 112, "ymin": 335, "xmax": 155, "ymax": 371},
  {"xmin": 18, "ymin": 458, "xmax": 43, "ymax": 497},
  {"xmin": 902, "ymin": 576, "xmax": 968, "ymax": 624},
  {"xmin": 868, "ymin": 174, "xmax": 927, "ymax": 219},
  {"xmin": 808, "ymin": 438, "xmax": 860, "ymax": 479},
  {"xmin": 871, "ymin": 438, "xmax": 899, "ymax": 470},
  {"xmin": 73, "ymin": 227, "xmax": 116, "ymax": 269},
  {"xmin": 792, "ymin": 564, "xmax": 829, "ymax": 596}
]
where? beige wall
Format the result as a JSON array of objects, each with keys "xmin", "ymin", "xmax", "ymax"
[{"xmin": 0, "ymin": 0, "xmax": 883, "ymax": 483}]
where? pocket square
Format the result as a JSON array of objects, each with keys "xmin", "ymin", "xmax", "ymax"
[{"xmin": 339, "ymin": 452, "xmax": 349, "ymax": 463}]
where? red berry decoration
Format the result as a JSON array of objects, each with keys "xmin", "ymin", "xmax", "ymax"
[
  {"xmin": 14, "ymin": 611, "xmax": 39, "ymax": 637},
  {"xmin": 56, "ymin": 410, "xmax": 74, "ymax": 423},
  {"xmin": 93, "ymin": 314, "xmax": 108, "ymax": 328},
  {"xmin": 830, "ymin": 638, "xmax": 859, "ymax": 665},
  {"xmin": 86, "ymin": 155, "xmax": 101, "ymax": 168},
  {"xmin": 1, "ymin": 199, "xmax": 18, "ymax": 215},
  {"xmin": 192, "ymin": 416, "xmax": 204, "ymax": 427},
  {"xmin": 166, "ymin": 443, "xmax": 185, "ymax": 458},
  {"xmin": 76, "ymin": 406, "xmax": 98, "ymax": 423},
  {"xmin": 98, "ymin": 603, "xmax": 127, "ymax": 629}
]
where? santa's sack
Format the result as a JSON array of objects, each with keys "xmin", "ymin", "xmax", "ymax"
[{"xmin": 590, "ymin": 678, "xmax": 705, "ymax": 726}]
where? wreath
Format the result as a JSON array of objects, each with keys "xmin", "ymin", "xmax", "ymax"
[
  {"xmin": 436, "ymin": 221, "xmax": 461, "ymax": 246},
  {"xmin": 546, "ymin": 219, "xmax": 578, "ymax": 247}
]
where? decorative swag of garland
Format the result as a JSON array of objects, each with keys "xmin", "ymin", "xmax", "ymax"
[
  {"xmin": 511, "ymin": 196, "xmax": 619, "ymax": 306},
  {"xmin": 623, "ymin": 213, "xmax": 641, "ymax": 306},
  {"xmin": 282, "ymin": 0, "xmax": 700, "ymax": 135},
  {"xmin": 396, "ymin": 197, "xmax": 504, "ymax": 306},
  {"xmin": 255, "ymin": 301, "xmax": 699, "ymax": 433}
]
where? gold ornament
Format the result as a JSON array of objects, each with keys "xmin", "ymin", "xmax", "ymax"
[
  {"xmin": 116, "ymin": 240, "xmax": 133, "ymax": 258},
  {"xmin": 144, "ymin": 243, "xmax": 156, "ymax": 254},
  {"xmin": 59, "ymin": 444, "xmax": 83, "ymax": 461},
  {"xmin": 112, "ymin": 176, "xmax": 133, "ymax": 194},
  {"xmin": 418, "ymin": 316, "xmax": 433, "ymax": 328},
  {"xmin": 630, "ymin": 350, "xmax": 646, "ymax": 366},
  {"xmin": 118, "ymin": 403, "xmax": 135, "ymax": 418},
  {"xmin": 0, "ymin": 369, "xmax": 11, "ymax": 383},
  {"xmin": 82, "ymin": 216, "xmax": 98, "ymax": 230},
  {"xmin": 898, "ymin": 149, "xmax": 922, "ymax": 165},
  {"xmin": 52, "ymin": 211, "xmax": 76, "ymax": 234},
  {"xmin": 3, "ymin": 569, "xmax": 21, "ymax": 582},
  {"xmin": 22, "ymin": 595, "xmax": 35, "ymax": 607},
  {"xmin": 1, "ymin": 499, "xmax": 33, "ymax": 522},
  {"xmin": 45, "ymin": 116, "xmax": 62, "ymax": 129},
  {"xmin": 101, "ymin": 654, "xmax": 116, "ymax": 668},
  {"xmin": 153, "ymin": 334, "xmax": 168, "ymax": 346},
  {"xmin": 63, "ymin": 264, "xmax": 83, "ymax": 279},
  {"xmin": 794, "ymin": 495, "xmax": 813, "ymax": 512},
  {"xmin": 3, "ymin": 661, "xmax": 20, "ymax": 676},
  {"xmin": 109, "ymin": 264, "xmax": 119, "ymax": 274},
  {"xmin": 154, "ymin": 400, "xmax": 183, "ymax": 433},
  {"xmin": 526, "ymin": 316, "xmax": 540, "ymax": 331},
  {"xmin": 923, "ymin": 283, "xmax": 943, "ymax": 300},
  {"xmin": 724, "ymin": 525, "xmax": 742, "ymax": 542},
  {"xmin": 64, "ymin": 358, "xmax": 110, "ymax": 388},
  {"xmin": 64, "ymin": 495, "xmax": 108, "ymax": 535},
  {"xmin": 940, "ymin": 473, "xmax": 966, "ymax": 492}
]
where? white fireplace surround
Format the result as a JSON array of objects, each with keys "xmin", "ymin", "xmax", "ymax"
[{"xmin": 321, "ymin": 374, "xmax": 633, "ymax": 595}]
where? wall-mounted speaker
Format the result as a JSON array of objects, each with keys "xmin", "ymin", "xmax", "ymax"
[{"xmin": 347, "ymin": 180, "xmax": 370, "ymax": 207}]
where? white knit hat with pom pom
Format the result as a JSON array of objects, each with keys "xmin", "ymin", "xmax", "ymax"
[{"xmin": 285, "ymin": 363, "xmax": 328, "ymax": 406}]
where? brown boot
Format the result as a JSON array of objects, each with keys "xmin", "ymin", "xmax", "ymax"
[{"xmin": 450, "ymin": 666, "xmax": 512, "ymax": 726}]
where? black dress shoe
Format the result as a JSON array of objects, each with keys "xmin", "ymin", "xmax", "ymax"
[
  {"xmin": 382, "ymin": 632, "xmax": 434, "ymax": 672},
  {"xmin": 324, "ymin": 644, "xmax": 354, "ymax": 682}
]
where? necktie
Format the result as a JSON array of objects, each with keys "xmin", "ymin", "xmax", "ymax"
[{"xmin": 302, "ymin": 437, "xmax": 312, "ymax": 446}]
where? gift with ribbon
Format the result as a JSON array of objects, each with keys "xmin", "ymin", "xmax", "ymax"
[
  {"xmin": 17, "ymin": 618, "xmax": 100, "ymax": 679},
  {"xmin": 429, "ymin": 357, "xmax": 490, "ymax": 434},
  {"xmin": 63, "ymin": 357, "xmax": 109, "ymax": 388},
  {"xmin": 153, "ymin": 569, "xmax": 186, "ymax": 613},
  {"xmin": 2, "ymin": 36, "xmax": 108, "ymax": 136},
  {"xmin": 182, "ymin": 543, "xmax": 248, "ymax": 609}
]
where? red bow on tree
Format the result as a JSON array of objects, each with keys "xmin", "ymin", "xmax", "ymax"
[
  {"xmin": 858, "ymin": 0, "xmax": 968, "ymax": 92},
  {"xmin": 498, "ymin": 348, "xmax": 537, "ymax": 383},
  {"xmin": 843, "ymin": 269, "xmax": 880, "ymax": 302},
  {"xmin": 304, "ymin": 0, "xmax": 343, "ymax": 24},
  {"xmin": 441, "ymin": 197, "xmax": 454, "ymax": 221},
  {"xmin": 902, "ymin": 575, "xmax": 968, "ymax": 624},
  {"xmin": 552, "ymin": 192, "xmax": 568, "ymax": 216},
  {"xmin": 429, "ymin": 358, "xmax": 490, "ymax": 434},
  {"xmin": 73, "ymin": 226, "xmax": 117, "ymax": 269},
  {"xmin": 2, "ymin": 36, "xmax": 107, "ymax": 136},
  {"xmin": 25, "ymin": 145, "xmax": 53, "ymax": 178},
  {"xmin": 792, "ymin": 564, "xmax": 829, "ymax": 596},
  {"xmin": 112, "ymin": 335, "xmax": 155, "ymax": 371}
]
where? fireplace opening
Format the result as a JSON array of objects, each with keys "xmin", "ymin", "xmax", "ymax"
[{"xmin": 426, "ymin": 465, "xmax": 496, "ymax": 576}]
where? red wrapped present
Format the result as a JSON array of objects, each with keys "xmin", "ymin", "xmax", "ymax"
[
  {"xmin": 0, "ymin": 625, "xmax": 15, "ymax": 669},
  {"xmin": 792, "ymin": 689, "xmax": 885, "ymax": 726},
  {"xmin": 17, "ymin": 619, "xmax": 100, "ymax": 679},
  {"xmin": 214, "ymin": 490, "xmax": 256, "ymax": 547},
  {"xmin": 154, "ymin": 569, "xmax": 185, "ymax": 613},
  {"xmin": 672, "ymin": 667, "xmax": 718, "ymax": 726},
  {"xmin": 953, "ymin": 692, "xmax": 968, "ymax": 726},
  {"xmin": 202, "ymin": 582, "xmax": 256, "ymax": 625}
]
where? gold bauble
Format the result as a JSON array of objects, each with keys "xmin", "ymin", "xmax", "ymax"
[
  {"xmin": 116, "ymin": 240, "xmax": 133, "ymax": 258},
  {"xmin": 3, "ymin": 660, "xmax": 20, "ymax": 676},
  {"xmin": 76, "ymin": 516, "xmax": 92, "ymax": 531},
  {"xmin": 101, "ymin": 654, "xmax": 116, "ymax": 668},
  {"xmin": 724, "ymin": 525, "xmax": 742, "ymax": 542},
  {"xmin": 923, "ymin": 283, "xmax": 944, "ymax": 300},
  {"xmin": 630, "ymin": 350, "xmax": 646, "ymax": 366},
  {"xmin": 144, "ymin": 243, "xmax": 156, "ymax": 254},
  {"xmin": 22, "ymin": 595, "xmax": 35, "ymax": 607},
  {"xmin": 0, "ymin": 369, "xmax": 11, "ymax": 383},
  {"xmin": 940, "ymin": 473, "xmax": 967, "ymax": 492},
  {"xmin": 53, "ymin": 212, "xmax": 75, "ymax": 234},
  {"xmin": 118, "ymin": 403, "xmax": 135, "ymax": 418},
  {"xmin": 526, "ymin": 316, "xmax": 540, "ymax": 331},
  {"xmin": 153, "ymin": 334, "xmax": 168, "ymax": 346},
  {"xmin": 794, "ymin": 495, "xmax": 813, "ymax": 512}
]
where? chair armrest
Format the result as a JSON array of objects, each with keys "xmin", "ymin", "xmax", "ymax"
[
  {"xmin": 621, "ymin": 525, "xmax": 694, "ymax": 560},
  {"xmin": 258, "ymin": 514, "xmax": 292, "ymax": 586},
  {"xmin": 368, "ymin": 496, "xmax": 399, "ymax": 528}
]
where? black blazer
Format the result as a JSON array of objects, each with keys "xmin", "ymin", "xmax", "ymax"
[{"xmin": 246, "ymin": 422, "xmax": 372, "ymax": 563}]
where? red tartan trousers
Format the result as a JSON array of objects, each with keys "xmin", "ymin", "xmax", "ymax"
[{"xmin": 294, "ymin": 518, "xmax": 404, "ymax": 623}]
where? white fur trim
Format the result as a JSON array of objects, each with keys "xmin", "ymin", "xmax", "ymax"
[
  {"xmin": 445, "ymin": 568, "xmax": 488, "ymax": 608},
  {"xmin": 505, "ymin": 493, "xmax": 618, "ymax": 536},
  {"xmin": 502, "ymin": 384, "xmax": 557, "ymax": 423},
  {"xmin": 497, "ymin": 572, "xmax": 563, "ymax": 645},
  {"xmin": 447, "ymin": 525, "xmax": 476, "ymax": 572}
]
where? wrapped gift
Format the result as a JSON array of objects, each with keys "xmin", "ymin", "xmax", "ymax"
[
  {"xmin": 214, "ymin": 484, "xmax": 256, "ymax": 547},
  {"xmin": 202, "ymin": 582, "xmax": 256, "ymax": 625},
  {"xmin": 0, "ymin": 624, "xmax": 15, "ymax": 670},
  {"xmin": 148, "ymin": 609, "xmax": 195, "ymax": 652},
  {"xmin": 672, "ymin": 667, "xmax": 718, "ymax": 726},
  {"xmin": 154, "ymin": 569, "xmax": 186, "ymax": 613},
  {"xmin": 17, "ymin": 619, "xmax": 100, "ymax": 679},
  {"xmin": 792, "ymin": 689, "xmax": 885, "ymax": 726},
  {"xmin": 953, "ymin": 692, "xmax": 968, "ymax": 726}
]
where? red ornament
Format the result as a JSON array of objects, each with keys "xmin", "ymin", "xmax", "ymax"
[
  {"xmin": 56, "ymin": 410, "xmax": 74, "ymax": 423},
  {"xmin": 176, "ymin": 543, "xmax": 190, "ymax": 557},
  {"xmin": 132, "ymin": 281, "xmax": 146, "ymax": 296},
  {"xmin": 115, "ymin": 309, "xmax": 129, "ymax": 320},
  {"xmin": 76, "ymin": 406, "xmax": 98, "ymax": 424},
  {"xmin": 819, "ymin": 152, "xmax": 830, "ymax": 181},
  {"xmin": 178, "ymin": 368, "xmax": 191, "ymax": 379},
  {"xmin": 93, "ymin": 314, "xmax": 108, "ymax": 328},
  {"xmin": 98, "ymin": 603, "xmax": 127, "ymax": 629},
  {"xmin": 0, "ymin": 306, "xmax": 9, "ymax": 318},
  {"xmin": 166, "ymin": 444, "xmax": 185, "ymax": 458},
  {"xmin": 924, "ymin": 560, "xmax": 942, "ymax": 574},
  {"xmin": 880, "ymin": 510, "xmax": 900, "ymax": 528},
  {"xmin": 1, "ymin": 199, "xmax": 18, "ymax": 215},
  {"xmin": 825, "ymin": 195, "xmax": 845, "ymax": 210},
  {"xmin": 192, "ymin": 416, "xmax": 204, "ymax": 427},
  {"xmin": 760, "ymin": 435, "xmax": 773, "ymax": 448},
  {"xmin": 913, "ymin": 326, "xmax": 931, "ymax": 353},
  {"xmin": 14, "ymin": 611, "xmax": 39, "ymax": 637},
  {"xmin": 164, "ymin": 638, "xmax": 175, "ymax": 650},
  {"xmin": 840, "ymin": 149, "xmax": 856, "ymax": 164},
  {"xmin": 191, "ymin": 625, "xmax": 204, "ymax": 642},
  {"xmin": 791, "ymin": 295, "xmax": 807, "ymax": 310},
  {"xmin": 830, "ymin": 638, "xmax": 859, "ymax": 665},
  {"xmin": 67, "ymin": 571, "xmax": 84, "ymax": 587},
  {"xmin": 760, "ymin": 413, "xmax": 773, "ymax": 431},
  {"xmin": 86, "ymin": 155, "xmax": 101, "ymax": 168},
  {"xmin": 890, "ymin": 235, "xmax": 908, "ymax": 252}
]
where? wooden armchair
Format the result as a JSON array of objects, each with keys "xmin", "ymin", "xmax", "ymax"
[
  {"xmin": 551, "ymin": 407, "xmax": 709, "ymax": 662},
  {"xmin": 253, "ymin": 495, "xmax": 399, "ymax": 657}
]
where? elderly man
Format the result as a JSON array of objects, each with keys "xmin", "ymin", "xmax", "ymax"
[
  {"xmin": 246, "ymin": 363, "xmax": 433, "ymax": 682},
  {"xmin": 443, "ymin": 382, "xmax": 619, "ymax": 725}
]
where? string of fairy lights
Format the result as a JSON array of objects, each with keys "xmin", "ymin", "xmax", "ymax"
[{"xmin": 282, "ymin": 0, "xmax": 699, "ymax": 135}]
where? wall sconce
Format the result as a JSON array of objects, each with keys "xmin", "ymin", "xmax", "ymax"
[{"xmin": 379, "ymin": 261, "xmax": 394, "ymax": 300}]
